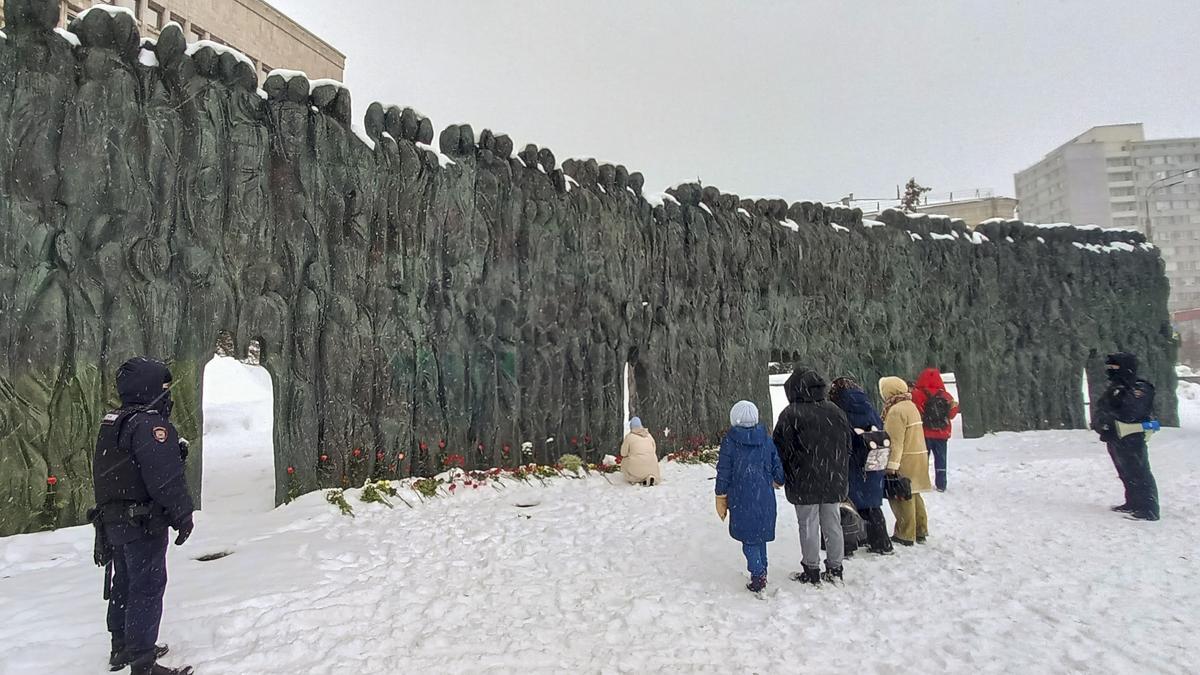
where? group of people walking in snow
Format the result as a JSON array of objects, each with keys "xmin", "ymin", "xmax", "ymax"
[{"xmin": 712, "ymin": 366, "xmax": 958, "ymax": 593}]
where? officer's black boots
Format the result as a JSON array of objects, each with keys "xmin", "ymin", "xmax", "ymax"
[
  {"xmin": 110, "ymin": 644, "xmax": 168, "ymax": 671},
  {"xmin": 129, "ymin": 651, "xmax": 193, "ymax": 675}
]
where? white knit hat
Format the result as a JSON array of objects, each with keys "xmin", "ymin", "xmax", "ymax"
[{"xmin": 729, "ymin": 400, "xmax": 759, "ymax": 428}]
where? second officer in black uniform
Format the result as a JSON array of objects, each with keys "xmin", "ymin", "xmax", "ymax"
[{"xmin": 91, "ymin": 357, "xmax": 196, "ymax": 675}]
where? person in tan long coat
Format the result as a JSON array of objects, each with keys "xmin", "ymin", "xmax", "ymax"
[
  {"xmin": 620, "ymin": 417, "xmax": 661, "ymax": 486},
  {"xmin": 879, "ymin": 377, "xmax": 932, "ymax": 545}
]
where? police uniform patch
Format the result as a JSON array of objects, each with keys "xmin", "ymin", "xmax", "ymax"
[
  {"xmin": 101, "ymin": 413, "xmax": 121, "ymax": 426},
  {"xmin": 153, "ymin": 427, "xmax": 168, "ymax": 443}
]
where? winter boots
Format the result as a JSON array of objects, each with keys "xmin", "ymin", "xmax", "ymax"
[
  {"xmin": 110, "ymin": 643, "xmax": 168, "ymax": 671},
  {"xmin": 1127, "ymin": 511, "xmax": 1160, "ymax": 521},
  {"xmin": 746, "ymin": 576, "xmax": 767, "ymax": 593},
  {"xmin": 129, "ymin": 651, "xmax": 194, "ymax": 675},
  {"xmin": 821, "ymin": 563, "xmax": 844, "ymax": 584},
  {"xmin": 1111, "ymin": 504, "xmax": 1135, "ymax": 513},
  {"xmin": 790, "ymin": 566, "xmax": 822, "ymax": 585},
  {"xmin": 891, "ymin": 535, "xmax": 915, "ymax": 547}
]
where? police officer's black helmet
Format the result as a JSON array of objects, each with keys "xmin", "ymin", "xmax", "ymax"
[{"xmin": 116, "ymin": 357, "xmax": 173, "ymax": 407}]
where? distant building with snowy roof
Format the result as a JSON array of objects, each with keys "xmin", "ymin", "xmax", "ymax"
[
  {"xmin": 0, "ymin": 0, "xmax": 345, "ymax": 83},
  {"xmin": 1015, "ymin": 123, "xmax": 1200, "ymax": 311},
  {"xmin": 859, "ymin": 192, "xmax": 1017, "ymax": 228},
  {"xmin": 909, "ymin": 196, "xmax": 1018, "ymax": 228}
]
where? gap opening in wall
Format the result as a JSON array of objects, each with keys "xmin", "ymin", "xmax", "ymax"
[
  {"xmin": 939, "ymin": 371, "xmax": 965, "ymax": 439},
  {"xmin": 623, "ymin": 361, "xmax": 633, "ymax": 435},
  {"xmin": 768, "ymin": 360, "xmax": 790, "ymax": 430},
  {"xmin": 201, "ymin": 335, "xmax": 275, "ymax": 515},
  {"xmin": 1082, "ymin": 368, "xmax": 1092, "ymax": 427}
]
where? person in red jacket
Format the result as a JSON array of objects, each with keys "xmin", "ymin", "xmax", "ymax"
[{"xmin": 912, "ymin": 368, "xmax": 959, "ymax": 492}]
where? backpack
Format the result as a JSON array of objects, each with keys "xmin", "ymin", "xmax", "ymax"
[
  {"xmin": 859, "ymin": 429, "xmax": 891, "ymax": 472},
  {"xmin": 921, "ymin": 391, "xmax": 952, "ymax": 430}
]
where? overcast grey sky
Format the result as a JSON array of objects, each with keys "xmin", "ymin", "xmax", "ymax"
[{"xmin": 269, "ymin": 0, "xmax": 1200, "ymax": 206}]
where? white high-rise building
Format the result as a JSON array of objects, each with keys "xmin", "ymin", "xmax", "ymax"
[{"xmin": 1015, "ymin": 124, "xmax": 1200, "ymax": 310}]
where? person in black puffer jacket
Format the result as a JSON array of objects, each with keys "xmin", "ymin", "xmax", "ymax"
[
  {"xmin": 1091, "ymin": 352, "xmax": 1160, "ymax": 521},
  {"xmin": 91, "ymin": 357, "xmax": 196, "ymax": 675},
  {"xmin": 772, "ymin": 367, "xmax": 852, "ymax": 584}
]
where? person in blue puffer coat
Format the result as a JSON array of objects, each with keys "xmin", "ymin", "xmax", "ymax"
[
  {"xmin": 830, "ymin": 377, "xmax": 893, "ymax": 555},
  {"xmin": 715, "ymin": 400, "xmax": 785, "ymax": 593}
]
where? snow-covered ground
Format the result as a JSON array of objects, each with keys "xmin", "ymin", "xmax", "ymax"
[{"xmin": 1, "ymin": 375, "xmax": 1197, "ymax": 674}]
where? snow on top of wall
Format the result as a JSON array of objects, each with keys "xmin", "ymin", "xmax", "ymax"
[
  {"xmin": 54, "ymin": 27, "xmax": 81, "ymax": 48},
  {"xmin": 138, "ymin": 47, "xmax": 159, "ymax": 67},
  {"xmin": 78, "ymin": 3, "xmax": 136, "ymax": 21},
  {"xmin": 187, "ymin": 40, "xmax": 255, "ymax": 69},
  {"xmin": 310, "ymin": 78, "xmax": 346, "ymax": 91},
  {"xmin": 644, "ymin": 192, "xmax": 679, "ymax": 209},
  {"xmin": 267, "ymin": 68, "xmax": 310, "ymax": 82},
  {"xmin": 416, "ymin": 142, "xmax": 455, "ymax": 167},
  {"xmin": 741, "ymin": 194, "xmax": 786, "ymax": 202},
  {"xmin": 1072, "ymin": 241, "xmax": 1142, "ymax": 254},
  {"xmin": 907, "ymin": 211, "xmax": 954, "ymax": 221}
]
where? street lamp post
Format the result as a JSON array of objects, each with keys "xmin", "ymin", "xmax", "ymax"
[{"xmin": 1143, "ymin": 167, "xmax": 1200, "ymax": 241}]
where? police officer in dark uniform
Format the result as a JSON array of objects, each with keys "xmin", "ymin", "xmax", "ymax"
[
  {"xmin": 1091, "ymin": 352, "xmax": 1161, "ymax": 521},
  {"xmin": 91, "ymin": 357, "xmax": 196, "ymax": 674}
]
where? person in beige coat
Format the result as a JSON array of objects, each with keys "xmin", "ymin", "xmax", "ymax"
[
  {"xmin": 620, "ymin": 417, "xmax": 661, "ymax": 486},
  {"xmin": 879, "ymin": 377, "xmax": 932, "ymax": 546}
]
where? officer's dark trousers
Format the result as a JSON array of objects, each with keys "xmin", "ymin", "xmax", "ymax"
[
  {"xmin": 107, "ymin": 529, "xmax": 169, "ymax": 657},
  {"xmin": 1107, "ymin": 435, "xmax": 1160, "ymax": 517}
]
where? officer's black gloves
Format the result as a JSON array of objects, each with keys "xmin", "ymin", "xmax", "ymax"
[
  {"xmin": 174, "ymin": 516, "xmax": 194, "ymax": 546},
  {"xmin": 178, "ymin": 438, "xmax": 190, "ymax": 461}
]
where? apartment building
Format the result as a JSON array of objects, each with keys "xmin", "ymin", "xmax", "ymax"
[
  {"xmin": 1015, "ymin": 124, "xmax": 1200, "ymax": 310},
  {"xmin": 2, "ymin": 0, "xmax": 345, "ymax": 82}
]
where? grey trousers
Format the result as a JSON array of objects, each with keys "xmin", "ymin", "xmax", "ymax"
[{"xmin": 795, "ymin": 503, "xmax": 844, "ymax": 570}]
